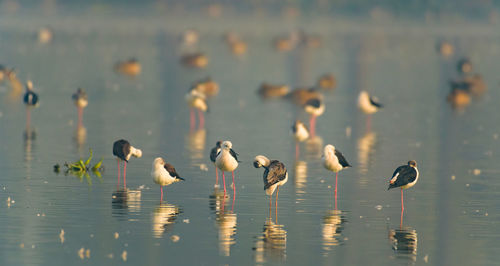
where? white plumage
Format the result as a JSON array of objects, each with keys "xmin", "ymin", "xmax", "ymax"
[
  {"xmin": 216, "ymin": 141, "xmax": 239, "ymax": 172},
  {"xmin": 357, "ymin": 90, "xmax": 381, "ymax": 114}
]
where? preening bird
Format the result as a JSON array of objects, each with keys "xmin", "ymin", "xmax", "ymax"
[
  {"xmin": 253, "ymin": 155, "xmax": 288, "ymax": 216},
  {"xmin": 210, "ymin": 140, "xmax": 222, "ymax": 186},
  {"xmin": 112, "ymin": 139, "xmax": 142, "ymax": 188},
  {"xmin": 151, "ymin": 157, "xmax": 185, "ymax": 201},
  {"xmin": 323, "ymin": 144, "xmax": 351, "ymax": 209}
]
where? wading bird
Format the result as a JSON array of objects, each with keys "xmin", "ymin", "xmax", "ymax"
[
  {"xmin": 113, "ymin": 139, "xmax": 142, "ymax": 188},
  {"xmin": 215, "ymin": 141, "xmax": 239, "ymax": 195},
  {"xmin": 291, "ymin": 120, "xmax": 309, "ymax": 159},
  {"xmin": 72, "ymin": 88, "xmax": 88, "ymax": 127},
  {"xmin": 151, "ymin": 157, "xmax": 185, "ymax": 201},
  {"xmin": 357, "ymin": 90, "xmax": 383, "ymax": 131},
  {"xmin": 388, "ymin": 160, "xmax": 419, "ymax": 226},
  {"xmin": 323, "ymin": 145, "xmax": 351, "ymax": 209},
  {"xmin": 210, "ymin": 141, "xmax": 222, "ymax": 187},
  {"xmin": 253, "ymin": 155, "xmax": 288, "ymax": 218}
]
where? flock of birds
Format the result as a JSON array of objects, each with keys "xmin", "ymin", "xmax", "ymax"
[{"xmin": 3, "ymin": 29, "xmax": 486, "ymax": 228}]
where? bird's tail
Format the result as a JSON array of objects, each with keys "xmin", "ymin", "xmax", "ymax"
[{"xmin": 176, "ymin": 177, "xmax": 185, "ymax": 182}]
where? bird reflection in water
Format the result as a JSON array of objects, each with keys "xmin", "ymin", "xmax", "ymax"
[
  {"xmin": 111, "ymin": 189, "xmax": 142, "ymax": 221},
  {"xmin": 294, "ymin": 160, "xmax": 308, "ymax": 198},
  {"xmin": 254, "ymin": 218, "xmax": 287, "ymax": 264},
  {"xmin": 388, "ymin": 226, "xmax": 418, "ymax": 262},
  {"xmin": 304, "ymin": 135, "xmax": 323, "ymax": 159},
  {"xmin": 209, "ymin": 188, "xmax": 237, "ymax": 256},
  {"xmin": 357, "ymin": 131, "xmax": 378, "ymax": 180},
  {"xmin": 185, "ymin": 128, "xmax": 206, "ymax": 162},
  {"xmin": 74, "ymin": 125, "xmax": 87, "ymax": 152},
  {"xmin": 152, "ymin": 202, "xmax": 182, "ymax": 238},
  {"xmin": 322, "ymin": 209, "xmax": 347, "ymax": 251}
]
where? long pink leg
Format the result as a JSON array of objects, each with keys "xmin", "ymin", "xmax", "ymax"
[
  {"xmin": 231, "ymin": 191, "xmax": 235, "ymax": 212},
  {"xmin": 215, "ymin": 168, "xmax": 219, "ymax": 186},
  {"xmin": 335, "ymin": 172, "xmax": 338, "ymax": 210},
  {"xmin": 189, "ymin": 108, "xmax": 195, "ymax": 132},
  {"xmin": 123, "ymin": 162, "xmax": 127, "ymax": 188},
  {"xmin": 400, "ymin": 188, "xmax": 404, "ymax": 228},
  {"xmin": 295, "ymin": 142, "xmax": 299, "ymax": 160},
  {"xmin": 310, "ymin": 115, "xmax": 316, "ymax": 137},
  {"xmin": 222, "ymin": 171, "xmax": 227, "ymax": 195},
  {"xmin": 269, "ymin": 196, "xmax": 272, "ymax": 218},
  {"xmin": 160, "ymin": 186, "xmax": 163, "ymax": 202},
  {"xmin": 198, "ymin": 109, "xmax": 205, "ymax": 129},
  {"xmin": 232, "ymin": 171, "xmax": 236, "ymax": 196},
  {"xmin": 275, "ymin": 186, "xmax": 279, "ymax": 223},
  {"xmin": 117, "ymin": 160, "xmax": 120, "ymax": 189}
]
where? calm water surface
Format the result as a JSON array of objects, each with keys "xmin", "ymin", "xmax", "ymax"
[{"xmin": 1, "ymin": 10, "xmax": 500, "ymax": 266}]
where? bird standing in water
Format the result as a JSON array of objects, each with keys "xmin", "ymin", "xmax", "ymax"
[
  {"xmin": 113, "ymin": 139, "xmax": 142, "ymax": 188},
  {"xmin": 151, "ymin": 157, "xmax": 185, "ymax": 201},
  {"xmin": 23, "ymin": 80, "xmax": 39, "ymax": 130},
  {"xmin": 323, "ymin": 145, "xmax": 351, "ymax": 209},
  {"xmin": 291, "ymin": 120, "xmax": 309, "ymax": 159},
  {"xmin": 388, "ymin": 160, "xmax": 419, "ymax": 226},
  {"xmin": 215, "ymin": 141, "xmax": 239, "ymax": 195},
  {"xmin": 253, "ymin": 155, "xmax": 288, "ymax": 218},
  {"xmin": 357, "ymin": 90, "xmax": 383, "ymax": 131},
  {"xmin": 72, "ymin": 88, "xmax": 88, "ymax": 127},
  {"xmin": 210, "ymin": 141, "xmax": 222, "ymax": 187},
  {"xmin": 185, "ymin": 89, "xmax": 208, "ymax": 131}
]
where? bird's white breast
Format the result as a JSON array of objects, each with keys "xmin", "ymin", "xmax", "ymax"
[
  {"xmin": 323, "ymin": 154, "xmax": 343, "ymax": 172},
  {"xmin": 216, "ymin": 150, "xmax": 238, "ymax": 172},
  {"xmin": 151, "ymin": 167, "xmax": 176, "ymax": 186}
]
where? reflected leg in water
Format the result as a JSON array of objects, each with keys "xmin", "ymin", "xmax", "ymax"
[
  {"xmin": 295, "ymin": 143, "xmax": 299, "ymax": 160},
  {"xmin": 309, "ymin": 115, "xmax": 316, "ymax": 137},
  {"xmin": 222, "ymin": 171, "xmax": 227, "ymax": 195},
  {"xmin": 231, "ymin": 191, "xmax": 235, "ymax": 212},
  {"xmin": 275, "ymin": 186, "xmax": 279, "ymax": 222},
  {"xmin": 269, "ymin": 195, "xmax": 272, "ymax": 218},
  {"xmin": 123, "ymin": 161, "xmax": 127, "ymax": 188},
  {"xmin": 161, "ymin": 186, "xmax": 163, "ymax": 202},
  {"xmin": 78, "ymin": 106, "xmax": 83, "ymax": 127},
  {"xmin": 366, "ymin": 115, "xmax": 371, "ymax": 132},
  {"xmin": 215, "ymin": 168, "xmax": 219, "ymax": 187},
  {"xmin": 400, "ymin": 188, "xmax": 404, "ymax": 227},
  {"xmin": 26, "ymin": 108, "xmax": 31, "ymax": 131}
]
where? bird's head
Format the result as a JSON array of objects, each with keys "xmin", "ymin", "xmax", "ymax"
[
  {"xmin": 26, "ymin": 80, "xmax": 33, "ymax": 91},
  {"xmin": 153, "ymin": 157, "xmax": 165, "ymax": 167},
  {"xmin": 324, "ymin": 144, "xmax": 335, "ymax": 154},
  {"xmin": 253, "ymin": 155, "xmax": 270, "ymax": 168},
  {"xmin": 216, "ymin": 140, "xmax": 222, "ymax": 148},
  {"xmin": 408, "ymin": 160, "xmax": 417, "ymax": 167},
  {"xmin": 221, "ymin": 141, "xmax": 232, "ymax": 150}
]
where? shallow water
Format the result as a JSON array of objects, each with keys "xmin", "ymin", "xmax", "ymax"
[{"xmin": 1, "ymin": 7, "xmax": 500, "ymax": 266}]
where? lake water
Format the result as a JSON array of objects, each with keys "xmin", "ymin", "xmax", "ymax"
[{"xmin": 1, "ymin": 4, "xmax": 500, "ymax": 266}]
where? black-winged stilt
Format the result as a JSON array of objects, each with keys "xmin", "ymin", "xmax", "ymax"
[
  {"xmin": 215, "ymin": 141, "xmax": 239, "ymax": 195},
  {"xmin": 112, "ymin": 139, "xmax": 142, "ymax": 188},
  {"xmin": 151, "ymin": 157, "xmax": 185, "ymax": 201},
  {"xmin": 388, "ymin": 160, "xmax": 419, "ymax": 226},
  {"xmin": 72, "ymin": 88, "xmax": 88, "ymax": 127},
  {"xmin": 185, "ymin": 89, "xmax": 208, "ymax": 130},
  {"xmin": 23, "ymin": 80, "xmax": 39, "ymax": 130},
  {"xmin": 210, "ymin": 141, "xmax": 222, "ymax": 187},
  {"xmin": 357, "ymin": 90, "xmax": 383, "ymax": 131},
  {"xmin": 323, "ymin": 144, "xmax": 351, "ymax": 209},
  {"xmin": 253, "ymin": 155, "xmax": 288, "ymax": 218},
  {"xmin": 291, "ymin": 120, "xmax": 309, "ymax": 159}
]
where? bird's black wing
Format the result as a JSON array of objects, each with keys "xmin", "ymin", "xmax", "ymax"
[
  {"xmin": 304, "ymin": 98, "xmax": 322, "ymax": 108},
  {"xmin": 389, "ymin": 165, "xmax": 417, "ymax": 189},
  {"xmin": 263, "ymin": 161, "xmax": 287, "ymax": 190},
  {"xmin": 113, "ymin": 139, "xmax": 130, "ymax": 162},
  {"xmin": 164, "ymin": 163, "xmax": 184, "ymax": 180},
  {"xmin": 209, "ymin": 147, "xmax": 220, "ymax": 163},
  {"xmin": 230, "ymin": 148, "xmax": 241, "ymax": 162},
  {"xmin": 369, "ymin": 96, "xmax": 383, "ymax": 108},
  {"xmin": 335, "ymin": 150, "xmax": 351, "ymax": 168}
]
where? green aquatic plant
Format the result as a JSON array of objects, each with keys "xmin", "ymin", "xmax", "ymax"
[{"xmin": 54, "ymin": 149, "xmax": 104, "ymax": 184}]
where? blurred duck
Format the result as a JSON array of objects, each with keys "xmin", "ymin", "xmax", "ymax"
[
  {"xmin": 210, "ymin": 141, "xmax": 223, "ymax": 186},
  {"xmin": 273, "ymin": 32, "xmax": 300, "ymax": 52},
  {"xmin": 303, "ymin": 97, "xmax": 325, "ymax": 137},
  {"xmin": 38, "ymin": 26, "xmax": 53, "ymax": 44},
  {"xmin": 72, "ymin": 88, "xmax": 88, "ymax": 127},
  {"xmin": 223, "ymin": 33, "xmax": 247, "ymax": 55},
  {"xmin": 437, "ymin": 40, "xmax": 454, "ymax": 58},
  {"xmin": 185, "ymin": 89, "xmax": 208, "ymax": 130},
  {"xmin": 287, "ymin": 87, "xmax": 323, "ymax": 106},
  {"xmin": 257, "ymin": 83, "xmax": 290, "ymax": 99},
  {"xmin": 450, "ymin": 74, "xmax": 486, "ymax": 97},
  {"xmin": 151, "ymin": 157, "xmax": 185, "ymax": 201},
  {"xmin": 253, "ymin": 155, "xmax": 288, "ymax": 217},
  {"xmin": 181, "ymin": 29, "xmax": 199, "ymax": 46},
  {"xmin": 316, "ymin": 73, "xmax": 337, "ymax": 91},
  {"xmin": 447, "ymin": 87, "xmax": 471, "ymax": 110},
  {"xmin": 215, "ymin": 141, "xmax": 240, "ymax": 195},
  {"xmin": 191, "ymin": 77, "xmax": 219, "ymax": 97},
  {"xmin": 457, "ymin": 58, "xmax": 473, "ymax": 75},
  {"xmin": 180, "ymin": 52, "xmax": 208, "ymax": 68},
  {"xmin": 114, "ymin": 58, "xmax": 141, "ymax": 76},
  {"xmin": 291, "ymin": 120, "xmax": 309, "ymax": 159}
]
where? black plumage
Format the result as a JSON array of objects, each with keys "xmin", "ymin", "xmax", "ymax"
[
  {"xmin": 263, "ymin": 160, "xmax": 287, "ymax": 190},
  {"xmin": 369, "ymin": 96, "xmax": 383, "ymax": 108},
  {"xmin": 23, "ymin": 91, "xmax": 39, "ymax": 106},
  {"xmin": 388, "ymin": 165, "xmax": 417, "ymax": 190},
  {"xmin": 229, "ymin": 148, "xmax": 241, "ymax": 162},
  {"xmin": 305, "ymin": 98, "xmax": 322, "ymax": 108},
  {"xmin": 335, "ymin": 150, "xmax": 351, "ymax": 168},
  {"xmin": 113, "ymin": 139, "xmax": 130, "ymax": 162},
  {"xmin": 209, "ymin": 141, "xmax": 222, "ymax": 163},
  {"xmin": 164, "ymin": 163, "xmax": 185, "ymax": 180}
]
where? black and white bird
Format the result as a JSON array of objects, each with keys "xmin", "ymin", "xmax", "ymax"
[
  {"xmin": 357, "ymin": 90, "xmax": 382, "ymax": 131},
  {"xmin": 185, "ymin": 89, "xmax": 208, "ymax": 130},
  {"xmin": 291, "ymin": 120, "xmax": 309, "ymax": 159},
  {"xmin": 303, "ymin": 97, "xmax": 325, "ymax": 137},
  {"xmin": 72, "ymin": 88, "xmax": 88, "ymax": 127},
  {"xmin": 215, "ymin": 141, "xmax": 240, "ymax": 195},
  {"xmin": 23, "ymin": 80, "xmax": 39, "ymax": 107},
  {"xmin": 151, "ymin": 157, "xmax": 185, "ymax": 201},
  {"xmin": 323, "ymin": 145, "xmax": 351, "ymax": 208},
  {"xmin": 388, "ymin": 160, "xmax": 419, "ymax": 214},
  {"xmin": 253, "ymin": 155, "xmax": 288, "ymax": 215},
  {"xmin": 112, "ymin": 139, "xmax": 142, "ymax": 188},
  {"xmin": 209, "ymin": 140, "xmax": 222, "ymax": 187}
]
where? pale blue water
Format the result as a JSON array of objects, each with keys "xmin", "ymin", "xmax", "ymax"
[{"xmin": 1, "ymin": 4, "xmax": 500, "ymax": 265}]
